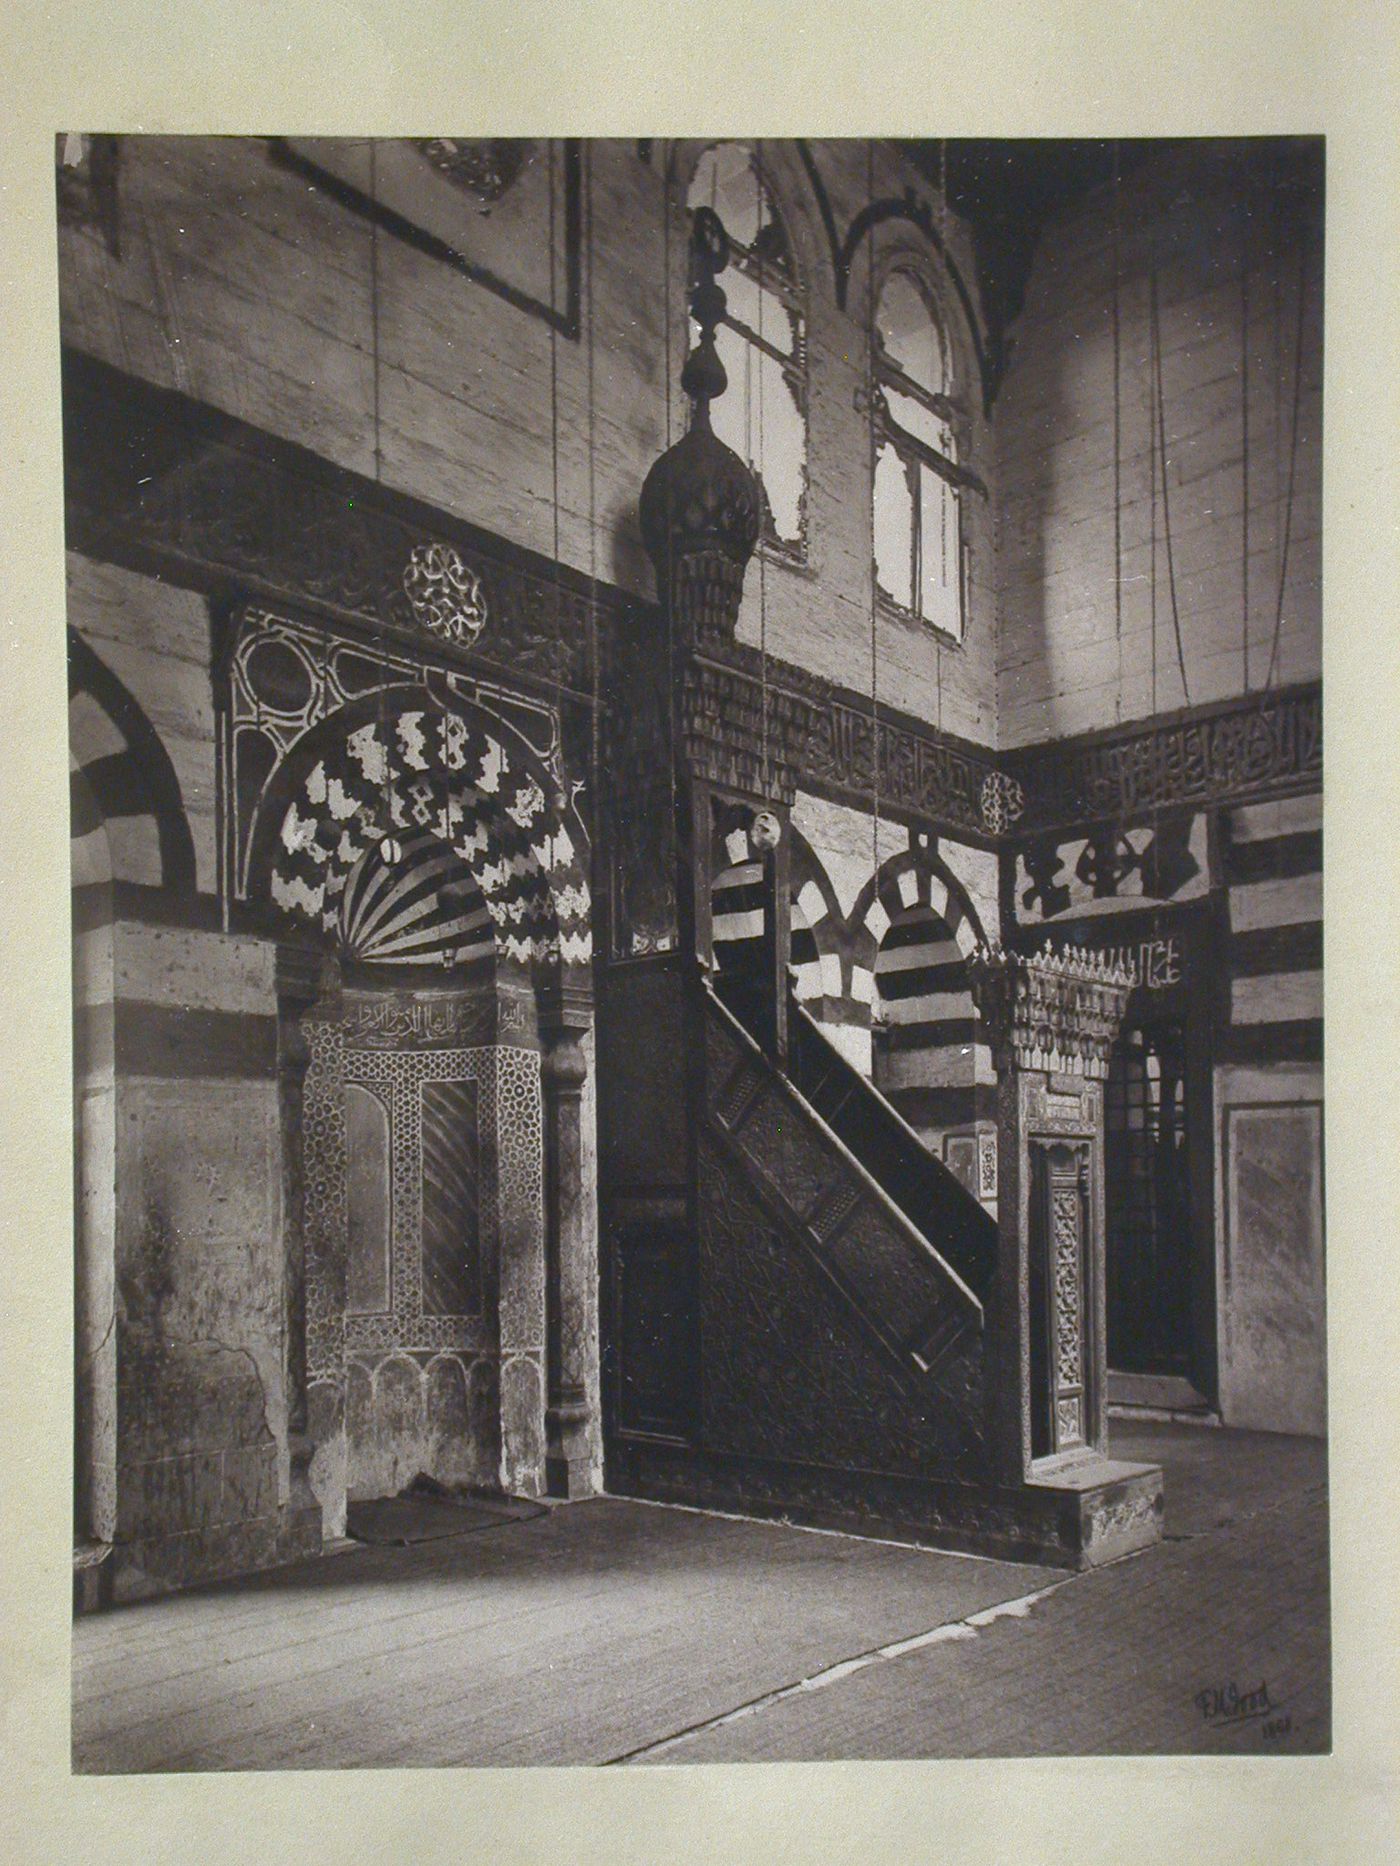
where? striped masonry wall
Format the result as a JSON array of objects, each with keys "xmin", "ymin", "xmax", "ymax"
[
  {"xmin": 867, "ymin": 863, "xmax": 994, "ymax": 1142},
  {"xmin": 710, "ymin": 823, "xmax": 833, "ymax": 1006},
  {"xmin": 1220, "ymin": 791, "xmax": 1322, "ymax": 1064}
]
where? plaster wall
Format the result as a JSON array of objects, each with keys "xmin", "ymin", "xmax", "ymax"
[
  {"xmin": 791, "ymin": 789, "xmax": 906, "ymax": 923},
  {"xmin": 995, "ymin": 139, "xmax": 1322, "ymax": 747},
  {"xmin": 57, "ymin": 136, "xmax": 997, "ymax": 747},
  {"xmin": 76, "ymin": 921, "xmax": 295, "ymax": 1595}
]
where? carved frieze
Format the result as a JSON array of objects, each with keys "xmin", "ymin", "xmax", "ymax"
[
  {"xmin": 341, "ymin": 992, "xmax": 528, "ymax": 1049},
  {"xmin": 1007, "ymin": 685, "xmax": 1322, "ymax": 832},
  {"xmin": 681, "ymin": 644, "xmax": 1010, "ymax": 835},
  {"xmin": 969, "ymin": 944, "xmax": 1134, "ymax": 1080},
  {"xmin": 61, "ymin": 351, "xmax": 599, "ymax": 695}
]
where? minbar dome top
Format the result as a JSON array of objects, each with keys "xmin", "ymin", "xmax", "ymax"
[
  {"xmin": 639, "ymin": 204, "xmax": 762, "ymax": 581},
  {"xmin": 639, "ymin": 419, "xmax": 762, "ymax": 575}
]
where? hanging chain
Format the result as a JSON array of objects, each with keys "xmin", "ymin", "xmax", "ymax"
[
  {"xmin": 369, "ymin": 140, "xmax": 382, "ymax": 487},
  {"xmin": 757, "ymin": 142, "xmax": 770, "ymax": 802},
  {"xmin": 1112, "ymin": 139, "xmax": 1123, "ymax": 721},
  {"xmin": 1240, "ymin": 171, "xmax": 1251, "ymax": 692},
  {"xmin": 1150, "ymin": 265, "xmax": 1192, "ymax": 707},
  {"xmin": 866, "ymin": 138, "xmax": 881, "ymax": 881},
  {"xmin": 1148, "ymin": 255, "xmax": 1159, "ymax": 720},
  {"xmin": 1263, "ymin": 210, "xmax": 1309, "ymax": 694},
  {"xmin": 585, "ymin": 145, "xmax": 600, "ymax": 843}
]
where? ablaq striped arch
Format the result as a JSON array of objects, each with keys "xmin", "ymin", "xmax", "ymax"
[
  {"xmin": 857, "ymin": 852, "xmax": 987, "ymax": 1058},
  {"xmin": 710, "ymin": 815, "xmax": 842, "ymax": 1002},
  {"xmin": 249, "ymin": 690, "xmax": 591, "ymax": 972},
  {"xmin": 69, "ymin": 630, "xmax": 196, "ymax": 893}
]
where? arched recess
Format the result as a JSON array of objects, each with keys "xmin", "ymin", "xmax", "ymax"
[
  {"xmin": 852, "ymin": 849, "xmax": 991, "ymax": 1160},
  {"xmin": 245, "ymin": 685, "xmax": 591, "ymax": 980},
  {"xmin": 245, "ymin": 685, "xmax": 593, "ymax": 1519},
  {"xmin": 709, "ymin": 809, "xmax": 842, "ymax": 1005},
  {"xmin": 68, "ymin": 628, "xmax": 196, "ymax": 895}
]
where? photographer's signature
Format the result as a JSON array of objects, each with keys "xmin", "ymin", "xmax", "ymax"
[{"xmin": 1195, "ymin": 1681, "xmax": 1291, "ymax": 1741}]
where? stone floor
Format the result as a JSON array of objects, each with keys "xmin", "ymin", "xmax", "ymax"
[{"xmin": 71, "ymin": 1421, "xmax": 1329, "ymax": 1771}]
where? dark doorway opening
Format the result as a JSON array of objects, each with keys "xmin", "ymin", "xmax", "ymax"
[{"xmin": 1105, "ymin": 1021, "xmax": 1193, "ymax": 1379}]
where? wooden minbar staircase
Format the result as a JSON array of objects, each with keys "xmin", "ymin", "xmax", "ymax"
[{"xmin": 595, "ymin": 205, "xmax": 1163, "ymax": 1568}]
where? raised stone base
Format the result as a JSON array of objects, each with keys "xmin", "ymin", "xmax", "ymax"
[
  {"xmin": 99, "ymin": 1499, "xmax": 326, "ymax": 1607},
  {"xmin": 608, "ymin": 1438, "xmax": 1164, "ymax": 1571},
  {"xmin": 73, "ymin": 1539, "xmax": 114, "ymax": 1616},
  {"xmin": 1025, "ymin": 1451, "xmax": 1166, "ymax": 1567},
  {"xmin": 1108, "ymin": 1370, "xmax": 1217, "ymax": 1424}
]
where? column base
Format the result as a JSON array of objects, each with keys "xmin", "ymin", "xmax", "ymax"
[
  {"xmin": 545, "ymin": 1398, "xmax": 597, "ymax": 1500},
  {"xmin": 544, "ymin": 1454, "xmax": 595, "ymax": 1500},
  {"xmin": 73, "ymin": 1538, "xmax": 113, "ymax": 1616}
]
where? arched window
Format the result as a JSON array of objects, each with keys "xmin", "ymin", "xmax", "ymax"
[
  {"xmin": 687, "ymin": 144, "xmax": 807, "ymax": 554},
  {"xmin": 872, "ymin": 268, "xmax": 967, "ymax": 641}
]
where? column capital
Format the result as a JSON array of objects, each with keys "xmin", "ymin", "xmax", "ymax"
[{"xmin": 536, "ymin": 980, "xmax": 594, "ymax": 1044}]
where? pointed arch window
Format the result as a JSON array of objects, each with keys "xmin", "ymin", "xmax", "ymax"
[
  {"xmin": 872, "ymin": 268, "xmax": 969, "ymax": 642},
  {"xmin": 687, "ymin": 144, "xmax": 808, "ymax": 555}
]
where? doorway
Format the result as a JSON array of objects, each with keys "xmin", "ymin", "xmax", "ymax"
[{"xmin": 1104, "ymin": 1020, "xmax": 1192, "ymax": 1379}]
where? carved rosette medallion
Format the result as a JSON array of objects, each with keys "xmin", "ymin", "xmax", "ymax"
[
  {"xmin": 402, "ymin": 542, "xmax": 489, "ymax": 646},
  {"xmin": 979, "ymin": 769, "xmax": 1025, "ymax": 835}
]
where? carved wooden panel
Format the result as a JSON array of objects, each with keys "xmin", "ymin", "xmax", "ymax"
[
  {"xmin": 608, "ymin": 1211, "xmax": 693, "ymax": 1441},
  {"xmin": 703, "ymin": 993, "xmax": 983, "ymax": 1394},
  {"xmin": 697, "ymin": 1132, "xmax": 986, "ymax": 1480},
  {"xmin": 1032, "ymin": 1143, "xmax": 1091, "ymax": 1455}
]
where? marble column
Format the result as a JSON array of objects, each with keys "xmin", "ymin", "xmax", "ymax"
[
  {"xmin": 275, "ymin": 943, "xmax": 328, "ymax": 1552},
  {"xmin": 539, "ymin": 985, "xmax": 600, "ymax": 1499}
]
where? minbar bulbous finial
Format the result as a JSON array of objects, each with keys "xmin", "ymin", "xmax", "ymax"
[{"xmin": 638, "ymin": 205, "xmax": 762, "ymax": 591}]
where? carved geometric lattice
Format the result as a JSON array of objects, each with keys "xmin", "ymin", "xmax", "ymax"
[
  {"xmin": 1052, "ymin": 1183, "xmax": 1083, "ymax": 1390},
  {"xmin": 303, "ymin": 1027, "xmax": 543, "ymax": 1378}
]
